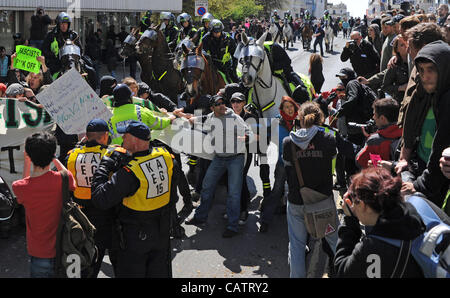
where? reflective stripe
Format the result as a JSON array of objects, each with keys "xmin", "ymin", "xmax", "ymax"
[
  {"xmin": 261, "ymin": 101, "xmax": 275, "ymax": 112},
  {"xmin": 158, "ymin": 71, "xmax": 167, "ymax": 81},
  {"xmin": 136, "ymin": 105, "xmax": 142, "ymax": 122}
]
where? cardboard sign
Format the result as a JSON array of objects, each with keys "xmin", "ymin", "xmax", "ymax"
[
  {"xmin": 36, "ymin": 68, "xmax": 112, "ymax": 135},
  {"xmin": 13, "ymin": 45, "xmax": 42, "ymax": 74}
]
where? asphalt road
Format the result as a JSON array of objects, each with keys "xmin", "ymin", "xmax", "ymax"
[{"xmin": 0, "ymin": 33, "xmax": 351, "ymax": 278}]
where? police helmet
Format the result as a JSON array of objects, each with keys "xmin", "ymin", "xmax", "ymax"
[
  {"xmin": 202, "ymin": 13, "xmax": 214, "ymax": 24},
  {"xmin": 287, "ymin": 10, "xmax": 291, "ymax": 15},
  {"xmin": 160, "ymin": 11, "xmax": 171, "ymax": 20},
  {"xmin": 56, "ymin": 12, "xmax": 72, "ymax": 25},
  {"xmin": 324, "ymin": 10, "xmax": 329, "ymax": 15},
  {"xmin": 274, "ymin": 10, "xmax": 278, "ymax": 14},
  {"xmin": 210, "ymin": 19, "xmax": 224, "ymax": 33},
  {"xmin": 177, "ymin": 13, "xmax": 192, "ymax": 26},
  {"xmin": 305, "ymin": 10, "xmax": 310, "ymax": 15}
]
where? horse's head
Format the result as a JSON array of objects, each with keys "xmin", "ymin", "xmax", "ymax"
[
  {"xmin": 238, "ymin": 31, "xmax": 267, "ymax": 88},
  {"xmin": 59, "ymin": 39, "xmax": 81, "ymax": 74},
  {"xmin": 180, "ymin": 44, "xmax": 206, "ymax": 99},
  {"xmin": 135, "ymin": 24, "xmax": 162, "ymax": 56},
  {"xmin": 174, "ymin": 38, "xmax": 195, "ymax": 70},
  {"xmin": 119, "ymin": 28, "xmax": 138, "ymax": 58}
]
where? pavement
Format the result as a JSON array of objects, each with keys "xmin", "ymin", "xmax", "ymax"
[{"xmin": 0, "ymin": 33, "xmax": 351, "ymax": 278}]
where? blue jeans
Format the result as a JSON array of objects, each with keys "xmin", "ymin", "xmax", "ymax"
[
  {"xmin": 194, "ymin": 155, "xmax": 245, "ymax": 232},
  {"xmin": 286, "ymin": 201, "xmax": 338, "ymax": 278},
  {"xmin": 30, "ymin": 256, "xmax": 55, "ymax": 278},
  {"xmin": 260, "ymin": 160, "xmax": 286, "ymax": 224}
]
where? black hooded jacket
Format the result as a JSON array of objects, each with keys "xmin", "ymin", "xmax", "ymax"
[
  {"xmin": 99, "ymin": 76, "xmax": 117, "ymax": 97},
  {"xmin": 334, "ymin": 202, "xmax": 426, "ymax": 278},
  {"xmin": 410, "ymin": 41, "xmax": 450, "ymax": 208}
]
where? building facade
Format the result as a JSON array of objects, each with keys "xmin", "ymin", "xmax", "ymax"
[
  {"xmin": 0, "ymin": 0, "xmax": 182, "ymax": 53},
  {"xmin": 282, "ymin": 0, "xmax": 328, "ymax": 19},
  {"xmin": 326, "ymin": 2, "xmax": 350, "ymax": 20}
]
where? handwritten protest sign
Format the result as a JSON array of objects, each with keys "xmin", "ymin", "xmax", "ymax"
[
  {"xmin": 36, "ymin": 68, "xmax": 112, "ymax": 135},
  {"xmin": 13, "ymin": 45, "xmax": 42, "ymax": 74}
]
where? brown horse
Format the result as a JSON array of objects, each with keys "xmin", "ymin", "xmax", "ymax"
[
  {"xmin": 301, "ymin": 22, "xmax": 314, "ymax": 51},
  {"xmin": 132, "ymin": 25, "xmax": 184, "ymax": 104},
  {"xmin": 180, "ymin": 42, "xmax": 226, "ymax": 101}
]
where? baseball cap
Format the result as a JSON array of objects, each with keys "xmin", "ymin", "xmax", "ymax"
[
  {"xmin": 209, "ymin": 94, "xmax": 225, "ymax": 107},
  {"xmin": 231, "ymin": 92, "xmax": 246, "ymax": 102},
  {"xmin": 6, "ymin": 83, "xmax": 24, "ymax": 97},
  {"xmin": 86, "ymin": 118, "xmax": 109, "ymax": 132},
  {"xmin": 393, "ymin": 14, "xmax": 405, "ymax": 23},
  {"xmin": 336, "ymin": 68, "xmax": 356, "ymax": 79},
  {"xmin": 117, "ymin": 120, "xmax": 151, "ymax": 141}
]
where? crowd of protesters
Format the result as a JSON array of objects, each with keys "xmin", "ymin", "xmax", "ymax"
[{"xmin": 1, "ymin": 3, "xmax": 450, "ymax": 279}]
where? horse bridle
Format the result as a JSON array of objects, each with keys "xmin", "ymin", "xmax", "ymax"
[{"xmin": 242, "ymin": 48, "xmax": 273, "ymax": 89}]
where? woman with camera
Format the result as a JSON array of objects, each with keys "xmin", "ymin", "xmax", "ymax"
[{"xmin": 334, "ymin": 167, "xmax": 425, "ymax": 278}]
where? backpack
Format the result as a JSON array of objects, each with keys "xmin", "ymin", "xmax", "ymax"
[
  {"xmin": 370, "ymin": 195, "xmax": 450, "ymax": 278},
  {"xmin": 0, "ymin": 176, "xmax": 15, "ymax": 221},
  {"xmin": 55, "ymin": 171, "xmax": 98, "ymax": 278}
]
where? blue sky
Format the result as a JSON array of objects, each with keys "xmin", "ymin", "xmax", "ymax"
[{"xmin": 328, "ymin": 0, "xmax": 368, "ymax": 18}]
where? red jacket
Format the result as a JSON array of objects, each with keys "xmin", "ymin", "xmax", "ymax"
[{"xmin": 356, "ymin": 124, "xmax": 403, "ymax": 169}]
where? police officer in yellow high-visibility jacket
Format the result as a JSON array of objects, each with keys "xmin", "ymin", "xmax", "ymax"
[
  {"xmin": 65, "ymin": 118, "xmax": 132, "ymax": 278},
  {"xmin": 91, "ymin": 121, "xmax": 176, "ymax": 277},
  {"xmin": 108, "ymin": 84, "xmax": 176, "ymax": 145}
]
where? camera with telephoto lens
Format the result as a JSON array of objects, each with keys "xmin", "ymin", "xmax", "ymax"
[{"xmin": 347, "ymin": 119, "xmax": 377, "ymax": 134}]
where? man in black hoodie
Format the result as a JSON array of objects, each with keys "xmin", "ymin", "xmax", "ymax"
[{"xmin": 401, "ymin": 41, "xmax": 450, "ymax": 209}]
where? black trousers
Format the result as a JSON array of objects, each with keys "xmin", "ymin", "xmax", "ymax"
[
  {"xmin": 313, "ymin": 38, "xmax": 324, "ymax": 56},
  {"xmin": 116, "ymin": 207, "xmax": 171, "ymax": 278}
]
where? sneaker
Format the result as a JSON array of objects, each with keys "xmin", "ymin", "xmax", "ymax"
[
  {"xmin": 222, "ymin": 228, "xmax": 238, "ymax": 238},
  {"xmin": 185, "ymin": 217, "xmax": 206, "ymax": 226},
  {"xmin": 238, "ymin": 211, "xmax": 248, "ymax": 226},
  {"xmin": 258, "ymin": 222, "xmax": 269, "ymax": 233}
]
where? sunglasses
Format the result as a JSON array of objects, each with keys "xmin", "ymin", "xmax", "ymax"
[
  {"xmin": 231, "ymin": 99, "xmax": 244, "ymax": 104},
  {"xmin": 336, "ymin": 88, "xmax": 345, "ymax": 91},
  {"xmin": 214, "ymin": 101, "xmax": 225, "ymax": 106}
]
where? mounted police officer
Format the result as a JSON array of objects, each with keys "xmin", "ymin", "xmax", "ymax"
[
  {"xmin": 192, "ymin": 13, "xmax": 214, "ymax": 46},
  {"xmin": 262, "ymin": 39, "xmax": 315, "ymax": 101},
  {"xmin": 160, "ymin": 12, "xmax": 178, "ymax": 52},
  {"xmin": 284, "ymin": 10, "xmax": 295, "ymax": 32},
  {"xmin": 322, "ymin": 10, "xmax": 334, "ymax": 26},
  {"xmin": 201, "ymin": 19, "xmax": 239, "ymax": 84},
  {"xmin": 272, "ymin": 10, "xmax": 281, "ymax": 22},
  {"xmin": 139, "ymin": 10, "xmax": 153, "ymax": 33},
  {"xmin": 42, "ymin": 12, "xmax": 82, "ymax": 77},
  {"xmin": 92, "ymin": 120, "xmax": 176, "ymax": 278},
  {"xmin": 177, "ymin": 13, "xmax": 197, "ymax": 44}
]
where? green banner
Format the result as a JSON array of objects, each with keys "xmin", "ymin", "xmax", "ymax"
[{"xmin": 13, "ymin": 45, "xmax": 42, "ymax": 74}]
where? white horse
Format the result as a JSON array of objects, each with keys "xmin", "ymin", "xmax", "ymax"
[
  {"xmin": 238, "ymin": 31, "xmax": 288, "ymax": 120},
  {"xmin": 269, "ymin": 21, "xmax": 282, "ymax": 44},
  {"xmin": 324, "ymin": 21, "xmax": 335, "ymax": 53},
  {"xmin": 282, "ymin": 18, "xmax": 294, "ymax": 50}
]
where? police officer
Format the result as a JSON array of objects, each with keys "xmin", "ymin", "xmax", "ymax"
[
  {"xmin": 139, "ymin": 10, "xmax": 153, "ymax": 33},
  {"xmin": 42, "ymin": 12, "xmax": 82, "ymax": 76},
  {"xmin": 66, "ymin": 119, "xmax": 131, "ymax": 277},
  {"xmin": 176, "ymin": 13, "xmax": 197, "ymax": 44},
  {"xmin": 201, "ymin": 19, "xmax": 239, "ymax": 84},
  {"xmin": 263, "ymin": 39, "xmax": 315, "ymax": 101},
  {"xmin": 108, "ymin": 84, "xmax": 176, "ymax": 145},
  {"xmin": 272, "ymin": 10, "xmax": 281, "ymax": 22},
  {"xmin": 322, "ymin": 10, "xmax": 333, "ymax": 25},
  {"xmin": 192, "ymin": 13, "xmax": 214, "ymax": 46},
  {"xmin": 91, "ymin": 121, "xmax": 176, "ymax": 277},
  {"xmin": 160, "ymin": 12, "xmax": 178, "ymax": 53},
  {"xmin": 284, "ymin": 10, "xmax": 295, "ymax": 32}
]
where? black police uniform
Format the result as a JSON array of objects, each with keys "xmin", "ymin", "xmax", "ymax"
[
  {"xmin": 91, "ymin": 146, "xmax": 178, "ymax": 277},
  {"xmin": 201, "ymin": 31, "xmax": 239, "ymax": 83}
]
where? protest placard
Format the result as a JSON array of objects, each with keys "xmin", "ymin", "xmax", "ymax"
[
  {"xmin": 13, "ymin": 45, "xmax": 42, "ymax": 74},
  {"xmin": 36, "ymin": 68, "xmax": 112, "ymax": 135}
]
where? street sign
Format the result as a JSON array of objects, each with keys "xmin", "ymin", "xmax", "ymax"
[{"xmin": 195, "ymin": 0, "xmax": 208, "ymax": 17}]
